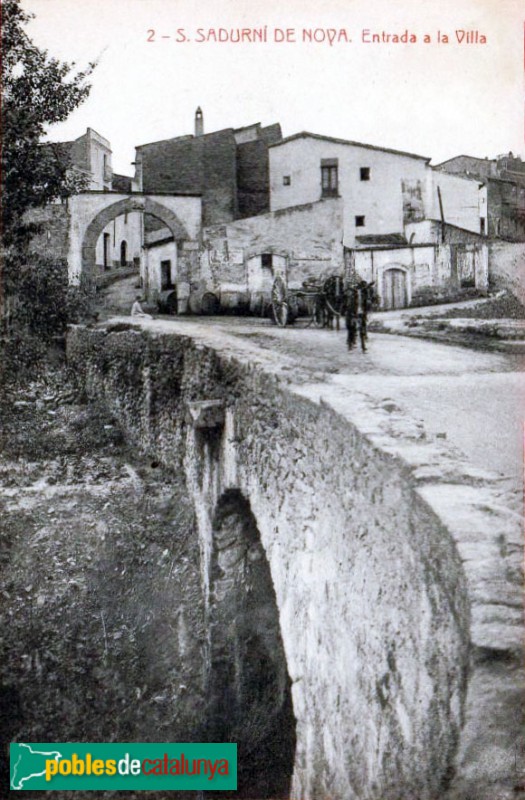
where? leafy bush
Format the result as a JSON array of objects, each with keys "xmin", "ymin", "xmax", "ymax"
[{"xmin": 7, "ymin": 257, "xmax": 95, "ymax": 340}]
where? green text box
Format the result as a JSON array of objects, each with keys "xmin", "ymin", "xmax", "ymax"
[{"xmin": 10, "ymin": 742, "xmax": 237, "ymax": 791}]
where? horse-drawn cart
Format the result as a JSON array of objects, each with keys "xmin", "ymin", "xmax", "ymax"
[{"xmin": 270, "ymin": 274, "xmax": 346, "ymax": 328}]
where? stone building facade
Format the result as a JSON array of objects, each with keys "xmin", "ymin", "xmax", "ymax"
[
  {"xmin": 435, "ymin": 153, "xmax": 525, "ymax": 240},
  {"xmin": 134, "ymin": 109, "xmax": 282, "ymax": 227},
  {"xmin": 269, "ymin": 132, "xmax": 486, "ymax": 246},
  {"xmin": 43, "ymin": 127, "xmax": 143, "ymax": 273},
  {"xmin": 38, "ymin": 120, "xmax": 520, "ymax": 312},
  {"xmin": 144, "ymin": 129, "xmax": 491, "ymax": 311}
]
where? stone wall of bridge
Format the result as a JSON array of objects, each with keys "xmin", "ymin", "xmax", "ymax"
[{"xmin": 66, "ymin": 322, "xmax": 522, "ymax": 800}]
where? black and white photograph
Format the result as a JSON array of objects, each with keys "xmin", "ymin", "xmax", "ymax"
[{"xmin": 1, "ymin": 0, "xmax": 524, "ymax": 798}]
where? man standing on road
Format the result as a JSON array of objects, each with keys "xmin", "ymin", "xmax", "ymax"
[{"xmin": 346, "ymin": 280, "xmax": 374, "ymax": 352}]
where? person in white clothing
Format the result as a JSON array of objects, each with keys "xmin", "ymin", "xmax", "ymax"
[{"xmin": 131, "ymin": 296, "xmax": 153, "ymax": 319}]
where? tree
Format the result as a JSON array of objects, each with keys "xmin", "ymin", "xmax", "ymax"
[
  {"xmin": 1, "ymin": 0, "xmax": 94, "ymax": 252},
  {"xmin": 1, "ymin": 0, "xmax": 96, "ymax": 341}
]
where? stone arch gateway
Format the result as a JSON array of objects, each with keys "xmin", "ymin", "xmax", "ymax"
[{"xmin": 65, "ymin": 191, "xmax": 202, "ymax": 288}]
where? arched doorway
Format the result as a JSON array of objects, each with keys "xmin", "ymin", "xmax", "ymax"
[
  {"xmin": 207, "ymin": 490, "xmax": 296, "ymax": 799},
  {"xmin": 382, "ymin": 267, "xmax": 409, "ymax": 309},
  {"xmin": 120, "ymin": 240, "xmax": 127, "ymax": 267}
]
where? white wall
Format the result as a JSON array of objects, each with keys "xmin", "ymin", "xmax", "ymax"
[
  {"xmin": 144, "ymin": 240, "xmax": 178, "ymax": 295},
  {"xmin": 269, "ymin": 136, "xmax": 430, "ymax": 247},
  {"xmin": 85, "ymin": 129, "xmax": 112, "ymax": 190},
  {"xmin": 269, "ymin": 136, "xmax": 487, "ymax": 247},
  {"xmin": 95, "ymin": 211, "xmax": 143, "ymax": 269},
  {"xmin": 430, "ymin": 171, "xmax": 486, "ymax": 235},
  {"xmin": 353, "ymin": 241, "xmax": 488, "ymax": 308}
]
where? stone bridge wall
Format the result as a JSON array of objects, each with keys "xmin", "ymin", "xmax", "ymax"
[{"xmin": 66, "ymin": 324, "xmax": 522, "ymax": 800}]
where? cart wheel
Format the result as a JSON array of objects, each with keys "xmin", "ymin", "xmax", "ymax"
[{"xmin": 271, "ymin": 276, "xmax": 289, "ymax": 327}]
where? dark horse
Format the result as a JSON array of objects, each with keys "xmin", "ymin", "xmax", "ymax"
[{"xmin": 345, "ymin": 281, "xmax": 375, "ymax": 352}]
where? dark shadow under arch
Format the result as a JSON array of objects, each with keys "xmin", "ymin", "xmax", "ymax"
[{"xmin": 206, "ymin": 490, "xmax": 296, "ymax": 799}]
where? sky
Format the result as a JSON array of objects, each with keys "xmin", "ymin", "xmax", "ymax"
[{"xmin": 20, "ymin": 0, "xmax": 525, "ymax": 176}]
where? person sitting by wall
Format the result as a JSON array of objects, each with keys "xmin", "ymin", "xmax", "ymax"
[{"xmin": 131, "ymin": 295, "xmax": 153, "ymax": 319}]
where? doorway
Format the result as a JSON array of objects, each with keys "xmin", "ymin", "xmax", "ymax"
[
  {"xmin": 382, "ymin": 268, "xmax": 408, "ymax": 309},
  {"xmin": 103, "ymin": 233, "xmax": 111, "ymax": 270}
]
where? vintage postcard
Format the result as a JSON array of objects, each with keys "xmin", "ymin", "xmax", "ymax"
[{"xmin": 1, "ymin": 0, "xmax": 524, "ymax": 798}]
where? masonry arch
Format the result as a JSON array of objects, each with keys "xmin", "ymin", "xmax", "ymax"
[
  {"xmin": 81, "ymin": 197, "xmax": 191, "ymax": 283},
  {"xmin": 207, "ymin": 489, "xmax": 296, "ymax": 799}
]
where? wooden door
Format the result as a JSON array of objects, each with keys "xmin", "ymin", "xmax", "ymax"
[{"xmin": 382, "ymin": 268, "xmax": 408, "ymax": 309}]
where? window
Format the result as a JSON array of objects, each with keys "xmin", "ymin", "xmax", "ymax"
[
  {"xmin": 360, "ymin": 167, "xmax": 370, "ymax": 181},
  {"xmin": 355, "ymin": 216, "xmax": 365, "ymax": 227},
  {"xmin": 283, "ymin": 175, "xmax": 291, "ymax": 186},
  {"xmin": 120, "ymin": 240, "xmax": 127, "ymax": 267},
  {"xmin": 321, "ymin": 159, "xmax": 338, "ymax": 197},
  {"xmin": 261, "ymin": 253, "xmax": 273, "ymax": 269},
  {"xmin": 480, "ymin": 218, "xmax": 486, "ymax": 235}
]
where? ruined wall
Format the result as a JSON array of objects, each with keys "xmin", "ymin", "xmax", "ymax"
[
  {"xmin": 67, "ymin": 325, "xmax": 474, "ymax": 800},
  {"xmin": 405, "ymin": 220, "xmax": 488, "ymax": 246},
  {"xmin": 486, "ymin": 180, "xmax": 525, "ymax": 241}
]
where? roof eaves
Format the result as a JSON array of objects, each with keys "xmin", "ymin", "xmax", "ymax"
[{"xmin": 269, "ymin": 131, "xmax": 430, "ymax": 162}]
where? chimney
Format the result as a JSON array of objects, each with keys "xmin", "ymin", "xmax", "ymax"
[{"xmin": 195, "ymin": 107, "xmax": 204, "ymax": 137}]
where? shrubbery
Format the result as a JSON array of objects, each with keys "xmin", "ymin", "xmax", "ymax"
[{"xmin": 1, "ymin": 256, "xmax": 95, "ymax": 380}]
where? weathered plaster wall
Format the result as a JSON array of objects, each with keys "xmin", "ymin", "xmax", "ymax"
[
  {"xmin": 198, "ymin": 198, "xmax": 343, "ymax": 310},
  {"xmin": 353, "ymin": 242, "xmax": 488, "ymax": 308},
  {"xmin": 64, "ymin": 325, "xmax": 492, "ymax": 800},
  {"xmin": 488, "ymin": 241, "xmax": 525, "ymax": 304}
]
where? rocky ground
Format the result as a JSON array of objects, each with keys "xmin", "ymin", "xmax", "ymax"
[{"xmin": 0, "ymin": 366, "xmax": 207, "ymax": 799}]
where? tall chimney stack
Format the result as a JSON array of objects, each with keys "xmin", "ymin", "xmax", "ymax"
[{"xmin": 195, "ymin": 106, "xmax": 204, "ymax": 137}]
